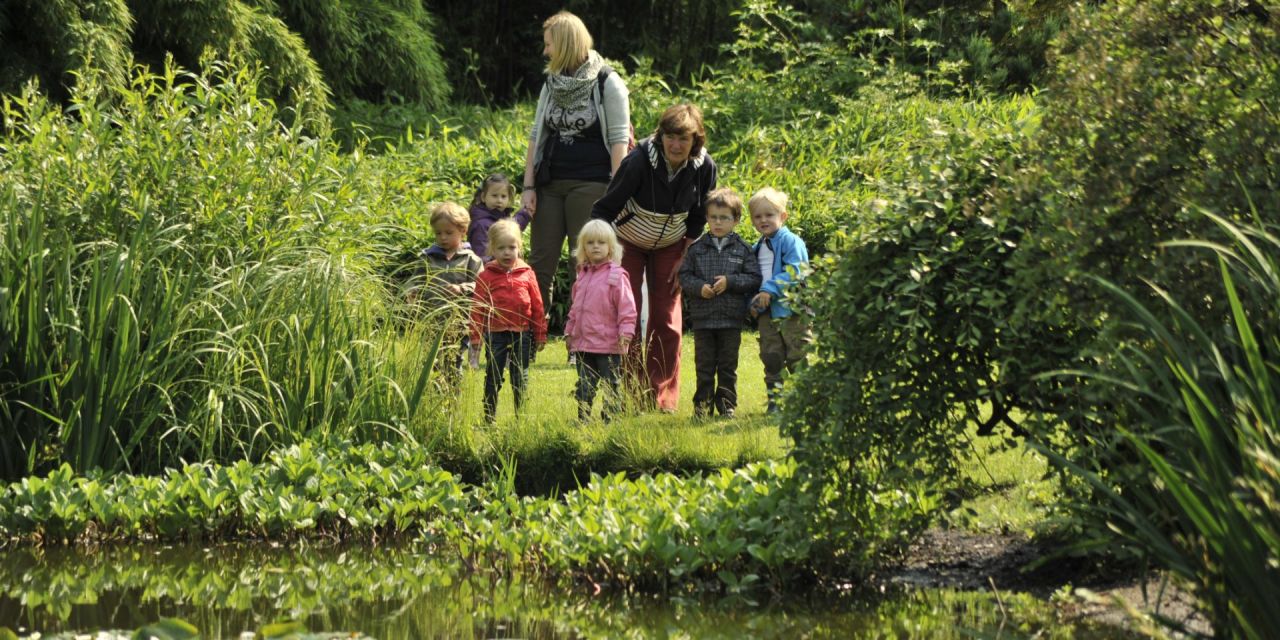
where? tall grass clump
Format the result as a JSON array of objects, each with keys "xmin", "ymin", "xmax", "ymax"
[
  {"xmin": 1045, "ymin": 213, "xmax": 1280, "ymax": 638},
  {"xmin": 0, "ymin": 62, "xmax": 448, "ymax": 480}
]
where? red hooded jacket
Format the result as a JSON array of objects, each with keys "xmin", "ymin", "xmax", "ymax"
[{"xmin": 469, "ymin": 259, "xmax": 547, "ymax": 345}]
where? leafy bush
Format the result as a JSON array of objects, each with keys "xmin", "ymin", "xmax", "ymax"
[
  {"xmin": 1042, "ymin": 214, "xmax": 1280, "ymax": 639},
  {"xmin": 782, "ymin": 97, "xmax": 1041, "ymax": 571}
]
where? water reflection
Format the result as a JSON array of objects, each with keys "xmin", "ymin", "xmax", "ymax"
[{"xmin": 0, "ymin": 544, "xmax": 1132, "ymax": 639}]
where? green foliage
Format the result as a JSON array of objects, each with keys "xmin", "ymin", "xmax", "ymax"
[
  {"xmin": 266, "ymin": 0, "xmax": 450, "ymax": 107},
  {"xmin": 1040, "ymin": 214, "xmax": 1280, "ymax": 639},
  {"xmin": 1009, "ymin": 0, "xmax": 1280, "ymax": 564},
  {"xmin": 0, "ymin": 62, "xmax": 448, "ymax": 479},
  {"xmin": 781, "ymin": 97, "xmax": 1040, "ymax": 572},
  {"xmin": 1031, "ymin": 0, "xmax": 1280, "ymax": 328},
  {"xmin": 1, "ymin": 0, "xmax": 452, "ymax": 117},
  {"xmin": 128, "ymin": 0, "xmax": 330, "ymax": 119},
  {"xmin": 0, "ymin": 0, "xmax": 133, "ymax": 102},
  {"xmin": 0, "ymin": 442, "xmax": 468, "ymax": 542},
  {"xmin": 0, "ymin": 440, "xmax": 812, "ymax": 594}
]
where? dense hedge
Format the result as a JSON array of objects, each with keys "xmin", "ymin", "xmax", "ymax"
[{"xmin": 0, "ymin": 0, "xmax": 450, "ymax": 115}]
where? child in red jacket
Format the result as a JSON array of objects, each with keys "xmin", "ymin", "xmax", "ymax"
[
  {"xmin": 564, "ymin": 220, "xmax": 637, "ymax": 422},
  {"xmin": 470, "ymin": 219, "xmax": 547, "ymax": 423}
]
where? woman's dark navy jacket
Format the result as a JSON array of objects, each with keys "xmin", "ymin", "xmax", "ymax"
[{"xmin": 590, "ymin": 136, "xmax": 717, "ymax": 249}]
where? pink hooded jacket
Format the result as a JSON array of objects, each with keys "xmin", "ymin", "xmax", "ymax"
[{"xmin": 564, "ymin": 261, "xmax": 638, "ymax": 355}]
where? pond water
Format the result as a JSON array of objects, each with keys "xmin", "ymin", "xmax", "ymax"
[{"xmin": 0, "ymin": 544, "xmax": 1134, "ymax": 639}]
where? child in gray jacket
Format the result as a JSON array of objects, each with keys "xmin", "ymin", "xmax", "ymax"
[{"xmin": 678, "ymin": 188, "xmax": 762, "ymax": 418}]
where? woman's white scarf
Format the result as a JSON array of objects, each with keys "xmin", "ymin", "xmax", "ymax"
[{"xmin": 547, "ymin": 50, "xmax": 605, "ymax": 109}]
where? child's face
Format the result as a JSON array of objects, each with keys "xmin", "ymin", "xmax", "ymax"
[
  {"xmin": 706, "ymin": 204, "xmax": 737, "ymax": 238},
  {"xmin": 492, "ymin": 236, "xmax": 521, "ymax": 269},
  {"xmin": 482, "ymin": 184, "xmax": 511, "ymax": 211},
  {"xmin": 434, "ymin": 222, "xmax": 465, "ymax": 253},
  {"xmin": 750, "ymin": 202, "xmax": 787, "ymax": 237},
  {"xmin": 583, "ymin": 236, "xmax": 611, "ymax": 264}
]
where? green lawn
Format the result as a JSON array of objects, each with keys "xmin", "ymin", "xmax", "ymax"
[{"xmin": 422, "ymin": 333, "xmax": 791, "ymax": 493}]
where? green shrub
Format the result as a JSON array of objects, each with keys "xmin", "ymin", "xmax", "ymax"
[
  {"xmin": 1042, "ymin": 213, "xmax": 1280, "ymax": 639},
  {"xmin": 782, "ymin": 97, "xmax": 1040, "ymax": 573}
]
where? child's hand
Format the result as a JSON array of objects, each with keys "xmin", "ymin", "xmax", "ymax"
[
  {"xmin": 751, "ymin": 292, "xmax": 772, "ymax": 313},
  {"xmin": 536, "ymin": 341, "xmax": 546, "ymax": 353},
  {"xmin": 711, "ymin": 276, "xmax": 728, "ymax": 295},
  {"xmin": 619, "ymin": 335, "xmax": 632, "ymax": 352},
  {"xmin": 701, "ymin": 284, "xmax": 715, "ymax": 299},
  {"xmin": 564, "ymin": 337, "xmax": 573, "ymax": 353},
  {"xmin": 448, "ymin": 284, "xmax": 463, "ymax": 296}
]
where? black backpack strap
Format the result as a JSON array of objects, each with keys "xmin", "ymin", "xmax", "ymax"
[{"xmin": 596, "ymin": 65, "xmax": 613, "ymax": 94}]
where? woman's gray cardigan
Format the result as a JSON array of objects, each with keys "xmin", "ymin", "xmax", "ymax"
[{"xmin": 527, "ymin": 71, "xmax": 631, "ymax": 163}]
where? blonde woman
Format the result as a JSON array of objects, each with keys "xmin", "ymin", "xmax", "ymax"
[{"xmin": 522, "ymin": 10, "xmax": 632, "ymax": 319}]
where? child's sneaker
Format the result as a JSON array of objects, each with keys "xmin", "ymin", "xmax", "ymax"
[{"xmin": 568, "ymin": 352, "xmax": 577, "ymax": 366}]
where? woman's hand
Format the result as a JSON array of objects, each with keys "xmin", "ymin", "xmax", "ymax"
[
  {"xmin": 522, "ymin": 189, "xmax": 537, "ymax": 214},
  {"xmin": 668, "ymin": 237, "xmax": 696, "ymax": 296}
]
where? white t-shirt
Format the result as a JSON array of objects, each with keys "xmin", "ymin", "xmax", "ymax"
[{"xmin": 757, "ymin": 238, "xmax": 775, "ymax": 285}]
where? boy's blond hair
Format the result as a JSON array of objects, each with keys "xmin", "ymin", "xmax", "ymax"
[
  {"xmin": 488, "ymin": 219, "xmax": 523, "ymax": 252},
  {"xmin": 748, "ymin": 187, "xmax": 789, "ymax": 216},
  {"xmin": 705, "ymin": 188, "xmax": 744, "ymax": 220},
  {"xmin": 543, "ymin": 11, "xmax": 592, "ymax": 75},
  {"xmin": 430, "ymin": 202, "xmax": 469, "ymax": 232},
  {"xmin": 575, "ymin": 219, "xmax": 624, "ymax": 266}
]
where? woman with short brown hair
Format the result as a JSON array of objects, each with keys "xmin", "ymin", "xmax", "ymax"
[{"xmin": 590, "ymin": 102, "xmax": 718, "ymax": 412}]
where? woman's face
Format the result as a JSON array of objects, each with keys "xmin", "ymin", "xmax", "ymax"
[
  {"xmin": 662, "ymin": 131, "xmax": 693, "ymax": 166},
  {"xmin": 542, "ymin": 30, "xmax": 553, "ymax": 60}
]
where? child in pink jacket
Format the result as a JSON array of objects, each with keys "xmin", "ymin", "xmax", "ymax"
[{"xmin": 564, "ymin": 220, "xmax": 638, "ymax": 422}]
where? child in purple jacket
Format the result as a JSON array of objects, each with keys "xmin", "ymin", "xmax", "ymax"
[
  {"xmin": 468, "ymin": 173, "xmax": 533, "ymax": 261},
  {"xmin": 564, "ymin": 220, "xmax": 637, "ymax": 422}
]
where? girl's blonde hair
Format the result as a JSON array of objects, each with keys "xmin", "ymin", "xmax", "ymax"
[
  {"xmin": 575, "ymin": 219, "xmax": 623, "ymax": 266},
  {"xmin": 488, "ymin": 218, "xmax": 523, "ymax": 252},
  {"xmin": 543, "ymin": 11, "xmax": 592, "ymax": 75}
]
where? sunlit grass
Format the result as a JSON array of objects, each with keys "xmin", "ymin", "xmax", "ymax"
[
  {"xmin": 954, "ymin": 432, "xmax": 1057, "ymax": 535},
  {"xmin": 412, "ymin": 334, "xmax": 788, "ymax": 490}
]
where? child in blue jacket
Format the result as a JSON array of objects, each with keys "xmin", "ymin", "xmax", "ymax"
[{"xmin": 748, "ymin": 188, "xmax": 813, "ymax": 414}]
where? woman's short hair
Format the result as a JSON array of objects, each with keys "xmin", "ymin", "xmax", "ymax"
[
  {"xmin": 543, "ymin": 11, "xmax": 592, "ymax": 75},
  {"xmin": 653, "ymin": 103, "xmax": 706, "ymax": 159},
  {"xmin": 488, "ymin": 218, "xmax": 523, "ymax": 251},
  {"xmin": 430, "ymin": 202, "xmax": 470, "ymax": 232},
  {"xmin": 575, "ymin": 219, "xmax": 624, "ymax": 266}
]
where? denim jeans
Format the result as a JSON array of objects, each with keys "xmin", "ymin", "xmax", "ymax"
[
  {"xmin": 575, "ymin": 352, "xmax": 622, "ymax": 422},
  {"xmin": 483, "ymin": 331, "xmax": 532, "ymax": 422}
]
